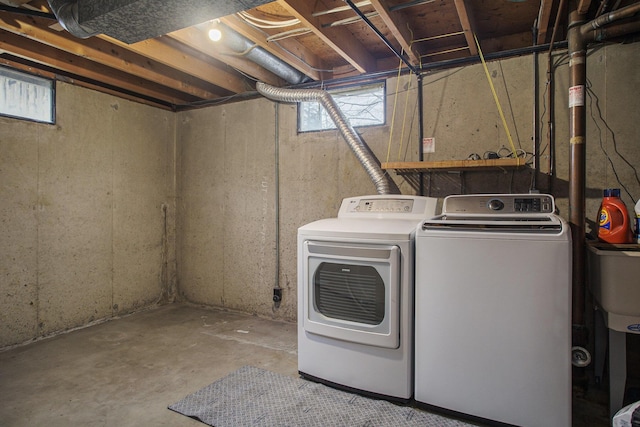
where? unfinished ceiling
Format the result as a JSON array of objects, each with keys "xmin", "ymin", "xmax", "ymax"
[{"xmin": 1, "ymin": 0, "xmax": 639, "ymax": 110}]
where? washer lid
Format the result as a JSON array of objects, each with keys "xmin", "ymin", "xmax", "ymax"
[{"xmin": 420, "ymin": 214, "xmax": 565, "ymax": 234}]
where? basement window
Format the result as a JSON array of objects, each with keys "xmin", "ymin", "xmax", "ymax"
[
  {"xmin": 298, "ymin": 82, "xmax": 385, "ymax": 132},
  {"xmin": 0, "ymin": 67, "xmax": 55, "ymax": 124}
]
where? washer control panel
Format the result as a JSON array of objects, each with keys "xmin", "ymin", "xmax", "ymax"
[{"xmin": 443, "ymin": 194, "xmax": 555, "ymax": 215}]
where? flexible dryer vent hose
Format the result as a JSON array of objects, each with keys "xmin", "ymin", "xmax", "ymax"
[
  {"xmin": 47, "ymin": 0, "xmax": 97, "ymax": 38},
  {"xmin": 256, "ymin": 82, "xmax": 400, "ymax": 195}
]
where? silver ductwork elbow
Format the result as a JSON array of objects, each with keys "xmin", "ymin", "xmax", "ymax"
[
  {"xmin": 256, "ymin": 82, "xmax": 400, "ymax": 195},
  {"xmin": 47, "ymin": 0, "xmax": 97, "ymax": 39}
]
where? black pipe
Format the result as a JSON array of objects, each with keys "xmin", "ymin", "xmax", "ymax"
[
  {"xmin": 344, "ymin": 0, "xmax": 419, "ymax": 75},
  {"xmin": 532, "ymin": 22, "xmax": 540, "ymax": 191},
  {"xmin": 545, "ymin": 0, "xmax": 567, "ymax": 192},
  {"xmin": 0, "ymin": 5, "xmax": 55, "ymax": 20}
]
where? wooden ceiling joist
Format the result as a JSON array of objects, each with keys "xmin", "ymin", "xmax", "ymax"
[
  {"xmin": 0, "ymin": 12, "xmax": 221, "ymax": 101},
  {"xmin": 536, "ymin": 0, "xmax": 555, "ymax": 44},
  {"xmin": 0, "ymin": 30, "xmax": 194, "ymax": 105},
  {"xmin": 453, "ymin": 0, "xmax": 478, "ymax": 56},
  {"xmin": 105, "ymin": 36, "xmax": 249, "ymax": 94},
  {"xmin": 0, "ymin": 0, "xmax": 622, "ymax": 109},
  {"xmin": 368, "ymin": 0, "xmax": 420, "ymax": 65},
  {"xmin": 277, "ymin": 0, "xmax": 377, "ymax": 74},
  {"xmin": 578, "ymin": 0, "xmax": 593, "ymax": 14}
]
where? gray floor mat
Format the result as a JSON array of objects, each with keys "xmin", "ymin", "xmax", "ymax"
[{"xmin": 169, "ymin": 365, "xmax": 476, "ymax": 427}]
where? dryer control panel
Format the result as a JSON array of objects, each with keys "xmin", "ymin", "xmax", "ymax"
[
  {"xmin": 352, "ymin": 198, "xmax": 414, "ymax": 213},
  {"xmin": 443, "ymin": 194, "xmax": 555, "ymax": 215},
  {"xmin": 338, "ymin": 195, "xmax": 438, "ymax": 220}
]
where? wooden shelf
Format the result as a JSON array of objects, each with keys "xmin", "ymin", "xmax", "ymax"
[{"xmin": 382, "ymin": 157, "xmax": 526, "ymax": 174}]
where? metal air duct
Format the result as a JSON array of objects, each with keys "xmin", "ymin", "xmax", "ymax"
[
  {"xmin": 47, "ymin": 0, "xmax": 272, "ymax": 44},
  {"xmin": 219, "ymin": 23, "xmax": 309, "ymax": 85},
  {"xmin": 256, "ymin": 82, "xmax": 400, "ymax": 195},
  {"xmin": 47, "ymin": 0, "xmax": 97, "ymax": 39}
]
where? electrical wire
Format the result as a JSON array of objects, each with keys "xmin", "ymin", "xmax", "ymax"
[
  {"xmin": 266, "ymin": 28, "xmax": 312, "ymax": 42},
  {"xmin": 237, "ymin": 11, "xmax": 299, "ymax": 28},
  {"xmin": 586, "ymin": 78, "xmax": 639, "ymax": 203},
  {"xmin": 538, "ymin": 79, "xmax": 550, "ymax": 159}
]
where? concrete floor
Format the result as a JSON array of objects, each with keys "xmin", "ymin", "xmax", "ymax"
[
  {"xmin": 0, "ymin": 304, "xmax": 298, "ymax": 426},
  {"xmin": 0, "ymin": 304, "xmax": 613, "ymax": 427}
]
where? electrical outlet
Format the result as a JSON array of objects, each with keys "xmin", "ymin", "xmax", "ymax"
[{"xmin": 273, "ymin": 288, "xmax": 282, "ymax": 303}]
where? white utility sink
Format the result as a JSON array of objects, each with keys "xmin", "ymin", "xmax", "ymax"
[
  {"xmin": 588, "ymin": 243, "xmax": 640, "ymax": 333},
  {"xmin": 588, "ymin": 242, "xmax": 640, "ymax": 418}
]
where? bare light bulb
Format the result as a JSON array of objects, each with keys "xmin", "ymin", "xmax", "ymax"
[{"xmin": 208, "ymin": 28, "xmax": 222, "ymax": 42}]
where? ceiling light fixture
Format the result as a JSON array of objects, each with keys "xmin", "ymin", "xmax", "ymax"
[
  {"xmin": 208, "ymin": 28, "xmax": 222, "ymax": 41},
  {"xmin": 208, "ymin": 19, "xmax": 222, "ymax": 42}
]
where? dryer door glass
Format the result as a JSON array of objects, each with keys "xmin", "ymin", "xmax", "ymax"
[
  {"xmin": 314, "ymin": 262, "xmax": 384, "ymax": 325},
  {"xmin": 302, "ymin": 240, "xmax": 400, "ymax": 349}
]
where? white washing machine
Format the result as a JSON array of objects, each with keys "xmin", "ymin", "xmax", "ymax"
[
  {"xmin": 414, "ymin": 194, "xmax": 571, "ymax": 426},
  {"xmin": 297, "ymin": 194, "xmax": 438, "ymax": 401}
]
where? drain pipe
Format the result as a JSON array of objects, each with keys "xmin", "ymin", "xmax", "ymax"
[
  {"xmin": 567, "ymin": 2, "xmax": 588, "ymax": 365},
  {"xmin": 47, "ymin": 0, "xmax": 97, "ymax": 38},
  {"xmin": 567, "ymin": 0, "xmax": 640, "ymax": 375},
  {"xmin": 256, "ymin": 82, "xmax": 400, "ymax": 195}
]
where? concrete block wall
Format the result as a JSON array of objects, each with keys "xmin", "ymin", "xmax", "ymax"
[
  {"xmin": 2, "ymin": 42, "xmax": 638, "ymax": 347},
  {"xmin": 177, "ymin": 42, "xmax": 640, "ymax": 321},
  {"xmin": 0, "ymin": 83, "xmax": 176, "ymax": 348}
]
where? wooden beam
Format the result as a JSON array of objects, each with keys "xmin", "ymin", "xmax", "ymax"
[
  {"xmin": 221, "ymin": 14, "xmax": 327, "ymax": 81},
  {"xmin": 578, "ymin": 0, "xmax": 592, "ymax": 14},
  {"xmin": 105, "ymin": 35, "xmax": 249, "ymax": 94},
  {"xmin": 536, "ymin": 0, "xmax": 555, "ymax": 45},
  {"xmin": 382, "ymin": 158, "xmax": 525, "ymax": 173},
  {"xmin": 368, "ymin": 0, "xmax": 419, "ymax": 65},
  {"xmin": 167, "ymin": 26, "xmax": 285, "ymax": 87},
  {"xmin": 277, "ymin": 0, "xmax": 376, "ymax": 73},
  {"xmin": 453, "ymin": 0, "xmax": 477, "ymax": 56},
  {"xmin": 0, "ymin": 30, "xmax": 193, "ymax": 105},
  {"xmin": 0, "ymin": 0, "xmax": 31, "ymax": 5},
  {"xmin": 0, "ymin": 12, "xmax": 221, "ymax": 100}
]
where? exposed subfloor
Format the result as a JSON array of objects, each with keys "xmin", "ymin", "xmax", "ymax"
[{"xmin": 0, "ymin": 304, "xmax": 616, "ymax": 426}]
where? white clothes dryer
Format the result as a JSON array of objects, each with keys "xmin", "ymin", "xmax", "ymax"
[
  {"xmin": 414, "ymin": 194, "xmax": 571, "ymax": 426},
  {"xmin": 297, "ymin": 194, "xmax": 438, "ymax": 401}
]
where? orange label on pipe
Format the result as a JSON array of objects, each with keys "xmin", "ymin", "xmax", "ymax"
[{"xmin": 570, "ymin": 136, "xmax": 585, "ymax": 145}]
